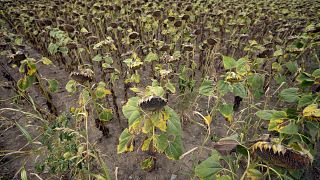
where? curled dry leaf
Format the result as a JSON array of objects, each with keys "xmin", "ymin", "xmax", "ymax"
[{"xmin": 213, "ymin": 139, "xmax": 239, "ymax": 155}]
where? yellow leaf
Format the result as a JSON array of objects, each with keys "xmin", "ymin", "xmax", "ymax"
[
  {"xmin": 270, "ymin": 118, "xmax": 285, "ymax": 132},
  {"xmin": 70, "ymin": 107, "xmax": 75, "ymax": 113},
  {"xmin": 155, "ymin": 112, "xmax": 169, "ymax": 131},
  {"xmin": 314, "ymin": 110, "xmax": 320, "ymax": 117},
  {"xmin": 41, "ymin": 57, "xmax": 53, "ymax": 65},
  {"xmin": 204, "ymin": 115, "xmax": 212, "ymax": 126},
  {"xmin": 141, "ymin": 137, "xmax": 152, "ymax": 151},
  {"xmin": 162, "ymin": 111, "xmax": 169, "ymax": 121},
  {"xmin": 126, "ymin": 142, "xmax": 134, "ymax": 152},
  {"xmin": 130, "ymin": 87, "xmax": 141, "ymax": 93},
  {"xmin": 129, "ymin": 119, "xmax": 141, "ymax": 134},
  {"xmin": 303, "ymin": 104, "xmax": 318, "ymax": 117},
  {"xmin": 27, "ymin": 68, "xmax": 36, "ymax": 76},
  {"xmin": 142, "ymin": 119, "xmax": 153, "ymax": 134},
  {"xmin": 225, "ymin": 115, "xmax": 233, "ymax": 123},
  {"xmin": 104, "ymin": 89, "xmax": 111, "ymax": 95},
  {"xmin": 156, "ymin": 118, "xmax": 167, "ymax": 131},
  {"xmin": 302, "ymin": 104, "xmax": 320, "ymax": 121}
]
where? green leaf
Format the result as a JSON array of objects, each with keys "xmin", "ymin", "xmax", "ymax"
[
  {"xmin": 80, "ymin": 89, "xmax": 90, "ymax": 105},
  {"xmin": 15, "ymin": 121, "xmax": 32, "ymax": 142},
  {"xmin": 148, "ymin": 86, "xmax": 165, "ymax": 97},
  {"xmin": 99, "ymin": 109, "xmax": 113, "ymax": 122},
  {"xmin": 279, "ymin": 123, "xmax": 298, "ymax": 134},
  {"xmin": 217, "ymin": 175, "xmax": 232, "ymax": 180},
  {"xmin": 17, "ymin": 76, "xmax": 36, "ymax": 91},
  {"xmin": 312, "ymin": 69, "xmax": 320, "ymax": 78},
  {"xmin": 285, "ymin": 61, "xmax": 298, "ymax": 74},
  {"xmin": 164, "ymin": 107, "xmax": 183, "ymax": 160},
  {"xmin": 131, "ymin": 72, "xmax": 140, "ymax": 83},
  {"xmin": 95, "ymin": 82, "xmax": 111, "ymax": 99},
  {"xmin": 151, "ymin": 79, "xmax": 159, "ymax": 86},
  {"xmin": 273, "ymin": 49, "xmax": 283, "ymax": 57},
  {"xmin": 217, "ymin": 80, "xmax": 232, "ymax": 96},
  {"xmin": 219, "ymin": 104, "xmax": 233, "ymax": 122},
  {"xmin": 144, "ymin": 52, "xmax": 159, "ymax": 62},
  {"xmin": 48, "ymin": 79, "xmax": 59, "ymax": 93},
  {"xmin": 117, "ymin": 128, "xmax": 134, "ymax": 153},
  {"xmin": 222, "ymin": 56, "xmax": 237, "ymax": 69},
  {"xmin": 199, "ymin": 79, "xmax": 214, "ymax": 96},
  {"xmin": 104, "ymin": 56, "xmax": 113, "ymax": 64},
  {"xmin": 247, "ymin": 168, "xmax": 263, "ymax": 179},
  {"xmin": 122, "ymin": 97, "xmax": 141, "ymax": 126},
  {"xmin": 272, "ymin": 62, "xmax": 283, "ymax": 72},
  {"xmin": 15, "ymin": 37, "xmax": 23, "ymax": 45},
  {"xmin": 275, "ymin": 74, "xmax": 286, "ymax": 84},
  {"xmin": 153, "ymin": 134, "xmax": 169, "ymax": 153},
  {"xmin": 173, "ymin": 51, "xmax": 181, "ymax": 59},
  {"xmin": 165, "ymin": 107, "xmax": 182, "ymax": 136},
  {"xmin": 298, "ymin": 94, "xmax": 314, "ymax": 108},
  {"xmin": 90, "ymin": 174, "xmax": 107, "ymax": 180},
  {"xmin": 256, "ymin": 110, "xmax": 277, "ymax": 120},
  {"xmin": 236, "ymin": 144, "xmax": 248, "ymax": 156},
  {"xmin": 165, "ymin": 80, "xmax": 176, "ymax": 93},
  {"xmin": 48, "ymin": 43, "xmax": 59, "ymax": 55},
  {"xmin": 232, "ymin": 83, "xmax": 247, "ymax": 98},
  {"xmin": 248, "ymin": 74, "xmax": 264, "ymax": 89},
  {"xmin": 58, "ymin": 46, "xmax": 69, "ymax": 55},
  {"xmin": 236, "ymin": 57, "xmax": 249, "ymax": 74},
  {"xmin": 270, "ymin": 111, "xmax": 287, "ymax": 120},
  {"xmin": 80, "ymin": 27, "xmax": 88, "ymax": 33},
  {"xmin": 297, "ymin": 72, "xmax": 312, "ymax": 82},
  {"xmin": 305, "ymin": 121, "xmax": 319, "ymax": 141},
  {"xmin": 93, "ymin": 54, "xmax": 103, "ymax": 62},
  {"xmin": 279, "ymin": 88, "xmax": 300, "ymax": 103},
  {"xmin": 195, "ymin": 150, "xmax": 222, "ymax": 180},
  {"xmin": 140, "ymin": 157, "xmax": 154, "ymax": 171},
  {"xmin": 300, "ymin": 79, "xmax": 315, "ymax": 88},
  {"xmin": 247, "ymin": 74, "xmax": 264, "ymax": 98},
  {"xmin": 165, "ymin": 135, "xmax": 183, "ymax": 160},
  {"xmin": 21, "ymin": 167, "xmax": 27, "ymax": 180},
  {"xmin": 65, "ymin": 80, "xmax": 77, "ymax": 93}
]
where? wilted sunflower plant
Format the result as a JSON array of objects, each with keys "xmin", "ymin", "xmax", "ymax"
[{"xmin": 118, "ymin": 81, "xmax": 183, "ymax": 161}]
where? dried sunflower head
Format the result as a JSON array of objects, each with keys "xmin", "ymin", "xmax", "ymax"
[
  {"xmin": 252, "ymin": 141, "xmax": 312, "ymax": 169},
  {"xmin": 138, "ymin": 96, "xmax": 167, "ymax": 111},
  {"xmin": 128, "ymin": 32, "xmax": 139, "ymax": 40},
  {"xmin": 70, "ymin": 69, "xmax": 94, "ymax": 84},
  {"xmin": 182, "ymin": 44, "xmax": 194, "ymax": 52}
]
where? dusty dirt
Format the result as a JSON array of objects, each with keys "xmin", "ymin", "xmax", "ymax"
[{"xmin": 0, "ymin": 17, "xmax": 230, "ymax": 180}]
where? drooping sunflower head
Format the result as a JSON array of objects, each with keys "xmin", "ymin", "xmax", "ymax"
[
  {"xmin": 70, "ymin": 68, "xmax": 94, "ymax": 84},
  {"xmin": 138, "ymin": 96, "xmax": 167, "ymax": 112},
  {"xmin": 252, "ymin": 141, "xmax": 312, "ymax": 169}
]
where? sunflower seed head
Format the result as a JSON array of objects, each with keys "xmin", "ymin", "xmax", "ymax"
[
  {"xmin": 138, "ymin": 96, "xmax": 167, "ymax": 111},
  {"xmin": 70, "ymin": 69, "xmax": 94, "ymax": 84},
  {"xmin": 252, "ymin": 141, "xmax": 312, "ymax": 169}
]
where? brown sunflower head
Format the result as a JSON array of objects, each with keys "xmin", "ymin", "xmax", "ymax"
[
  {"xmin": 138, "ymin": 96, "xmax": 167, "ymax": 111},
  {"xmin": 252, "ymin": 141, "xmax": 312, "ymax": 169},
  {"xmin": 70, "ymin": 69, "xmax": 94, "ymax": 84}
]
